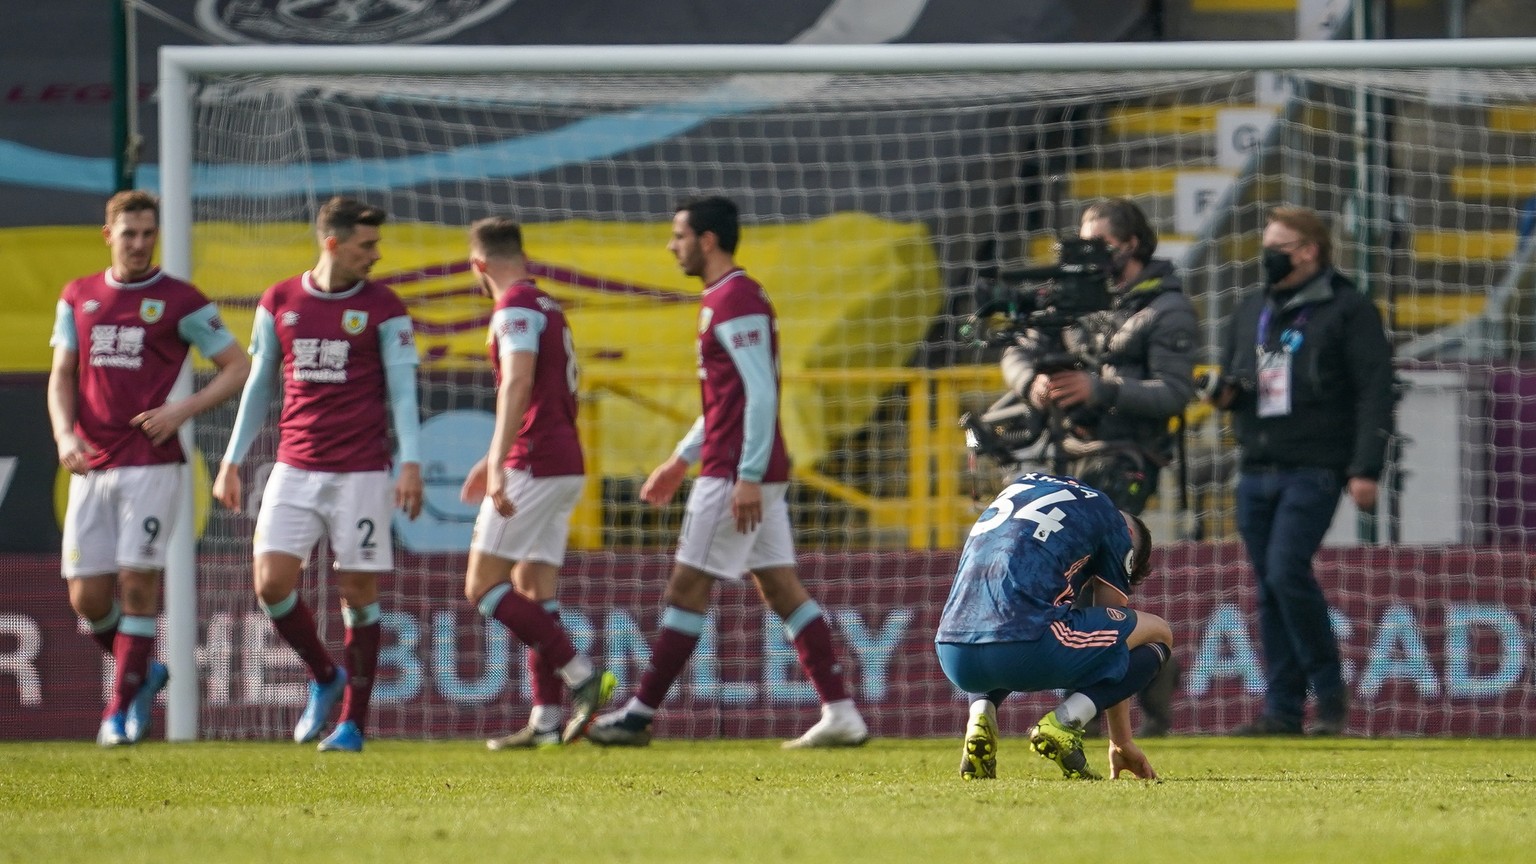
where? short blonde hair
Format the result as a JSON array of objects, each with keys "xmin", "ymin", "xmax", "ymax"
[
  {"xmin": 1267, "ymin": 206, "xmax": 1332, "ymax": 268},
  {"xmin": 469, "ymin": 217, "xmax": 525, "ymax": 259},
  {"xmin": 106, "ymin": 190, "xmax": 158, "ymax": 226}
]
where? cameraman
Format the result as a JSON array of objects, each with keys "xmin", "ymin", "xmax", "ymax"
[{"xmin": 999, "ymin": 197, "xmax": 1197, "ymax": 737}]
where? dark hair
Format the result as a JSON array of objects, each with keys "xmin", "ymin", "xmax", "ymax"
[
  {"xmin": 1267, "ymin": 205, "xmax": 1333, "ymax": 269},
  {"xmin": 469, "ymin": 217, "xmax": 525, "ymax": 259},
  {"xmin": 317, "ymin": 196, "xmax": 387, "ymax": 240},
  {"xmin": 1123, "ymin": 510, "xmax": 1153, "ymax": 586},
  {"xmin": 677, "ymin": 195, "xmax": 740, "ymax": 254},
  {"xmin": 1082, "ymin": 198, "xmax": 1157, "ymax": 264},
  {"xmin": 106, "ymin": 190, "xmax": 158, "ymax": 225}
]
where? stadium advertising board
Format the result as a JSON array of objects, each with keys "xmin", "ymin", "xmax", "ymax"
[{"xmin": 3, "ymin": 545, "xmax": 1535, "ymax": 740}]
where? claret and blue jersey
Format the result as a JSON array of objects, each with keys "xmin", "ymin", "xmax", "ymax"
[{"xmin": 936, "ymin": 473, "xmax": 1136, "ymax": 645}]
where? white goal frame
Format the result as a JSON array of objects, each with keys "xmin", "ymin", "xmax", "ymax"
[{"xmin": 157, "ymin": 37, "xmax": 1536, "ymax": 740}]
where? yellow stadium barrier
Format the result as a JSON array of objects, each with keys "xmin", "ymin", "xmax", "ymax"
[{"xmin": 570, "ymin": 365, "xmax": 1006, "ymax": 550}]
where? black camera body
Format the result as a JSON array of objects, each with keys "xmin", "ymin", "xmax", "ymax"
[{"xmin": 966, "ymin": 237, "xmax": 1115, "ymax": 348}]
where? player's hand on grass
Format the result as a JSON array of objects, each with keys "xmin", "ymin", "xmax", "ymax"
[
  {"xmin": 212, "ymin": 462, "xmax": 242, "ymax": 512},
  {"xmin": 397, "ymin": 462, "xmax": 423, "ymax": 521},
  {"xmin": 1108, "ymin": 741, "xmax": 1157, "ymax": 780},
  {"xmin": 460, "ymin": 457, "xmax": 488, "ymax": 504},
  {"xmin": 56, "ymin": 432, "xmax": 98, "ymax": 475},
  {"xmin": 640, "ymin": 457, "xmax": 688, "ymax": 507}
]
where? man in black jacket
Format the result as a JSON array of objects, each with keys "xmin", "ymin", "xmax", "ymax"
[
  {"xmin": 1212, "ymin": 206, "xmax": 1395, "ymax": 736},
  {"xmin": 1001, "ymin": 198, "xmax": 1197, "ymax": 736}
]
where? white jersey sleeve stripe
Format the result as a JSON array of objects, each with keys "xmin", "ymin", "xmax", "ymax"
[
  {"xmin": 713, "ymin": 313, "xmax": 777, "ymax": 483},
  {"xmin": 378, "ymin": 315, "xmax": 420, "ymax": 368},
  {"xmin": 672, "ymin": 415, "xmax": 706, "ymax": 465},
  {"xmin": 378, "ymin": 315, "xmax": 422, "ymax": 464},
  {"xmin": 177, "ymin": 302, "xmax": 237, "ymax": 358},
  {"xmin": 221, "ymin": 307, "xmax": 280, "ymax": 465},
  {"xmin": 491, "ymin": 306, "xmax": 547, "ymax": 358},
  {"xmin": 49, "ymin": 300, "xmax": 76, "ymax": 351}
]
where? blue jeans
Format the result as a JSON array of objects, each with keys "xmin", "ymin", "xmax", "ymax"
[{"xmin": 1235, "ymin": 466, "xmax": 1347, "ymax": 722}]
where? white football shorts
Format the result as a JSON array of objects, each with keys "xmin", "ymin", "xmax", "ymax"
[
  {"xmin": 254, "ymin": 463, "xmax": 395, "ymax": 572},
  {"xmin": 675, "ymin": 476, "xmax": 794, "ymax": 580},
  {"xmin": 470, "ymin": 469, "xmax": 585, "ymax": 566},
  {"xmin": 61, "ymin": 464, "xmax": 183, "ymax": 578}
]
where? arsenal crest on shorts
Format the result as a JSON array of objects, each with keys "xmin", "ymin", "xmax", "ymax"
[
  {"xmin": 342, "ymin": 309, "xmax": 368, "ymax": 335},
  {"xmin": 140, "ymin": 299, "xmax": 165, "ymax": 323}
]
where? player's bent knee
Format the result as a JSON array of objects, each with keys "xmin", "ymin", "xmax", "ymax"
[
  {"xmin": 336, "ymin": 572, "xmax": 378, "ymax": 608},
  {"xmin": 465, "ymin": 550, "xmax": 512, "ymax": 604},
  {"xmin": 118, "ymin": 572, "xmax": 162, "ymax": 615},
  {"xmin": 664, "ymin": 565, "xmax": 715, "ymax": 611},
  {"xmin": 253, "ymin": 553, "xmax": 304, "ymax": 604},
  {"xmin": 1128, "ymin": 611, "xmax": 1174, "ymax": 651},
  {"xmin": 66, "ymin": 575, "xmax": 116, "ymax": 619},
  {"xmin": 68, "ymin": 592, "xmax": 114, "ymax": 620}
]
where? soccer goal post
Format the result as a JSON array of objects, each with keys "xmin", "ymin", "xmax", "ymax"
[{"xmin": 159, "ymin": 39, "xmax": 1536, "ymax": 742}]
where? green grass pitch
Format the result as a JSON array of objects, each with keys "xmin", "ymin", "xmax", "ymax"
[{"xmin": 3, "ymin": 737, "xmax": 1534, "ymax": 863}]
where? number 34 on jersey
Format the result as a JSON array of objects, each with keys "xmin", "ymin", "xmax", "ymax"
[{"xmin": 969, "ymin": 474, "xmax": 1100, "ymax": 542}]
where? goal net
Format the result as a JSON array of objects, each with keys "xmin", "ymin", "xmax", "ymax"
[{"xmin": 160, "ymin": 43, "xmax": 1536, "ymax": 741}]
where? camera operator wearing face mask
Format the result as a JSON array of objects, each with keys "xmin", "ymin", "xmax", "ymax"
[
  {"xmin": 999, "ymin": 197, "xmax": 1197, "ymax": 738},
  {"xmin": 1209, "ymin": 206, "xmax": 1394, "ymax": 737},
  {"xmin": 1001, "ymin": 198, "xmax": 1198, "ymax": 517}
]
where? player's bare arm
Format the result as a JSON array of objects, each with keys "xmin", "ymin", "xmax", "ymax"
[
  {"xmin": 131, "ymin": 342, "xmax": 251, "ymax": 445},
  {"xmin": 1094, "ymin": 583, "xmax": 1152, "ymax": 770},
  {"xmin": 46, "ymin": 346, "xmax": 98, "ymax": 475}
]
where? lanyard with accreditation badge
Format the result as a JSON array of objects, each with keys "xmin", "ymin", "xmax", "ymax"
[{"xmin": 1254, "ymin": 302, "xmax": 1313, "ymax": 418}]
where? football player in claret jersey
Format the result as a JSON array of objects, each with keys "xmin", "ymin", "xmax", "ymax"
[
  {"xmin": 934, "ymin": 473, "xmax": 1172, "ymax": 781},
  {"xmin": 587, "ymin": 196, "xmax": 868, "ymax": 748},
  {"xmin": 48, "ymin": 190, "xmax": 251, "ymax": 746},
  {"xmin": 213, "ymin": 197, "xmax": 424, "ymax": 753},
  {"xmin": 458, "ymin": 218, "xmax": 615, "ymax": 749}
]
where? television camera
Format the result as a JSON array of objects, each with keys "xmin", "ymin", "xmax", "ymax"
[{"xmin": 960, "ymin": 237, "xmax": 1116, "ymax": 468}]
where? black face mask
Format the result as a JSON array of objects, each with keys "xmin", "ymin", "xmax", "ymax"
[{"xmin": 1261, "ymin": 247, "xmax": 1295, "ymax": 287}]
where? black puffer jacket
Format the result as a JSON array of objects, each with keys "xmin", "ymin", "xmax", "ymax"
[
  {"xmin": 1219, "ymin": 268, "xmax": 1395, "ymax": 479},
  {"xmin": 1000, "ymin": 258, "xmax": 1199, "ymax": 462}
]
